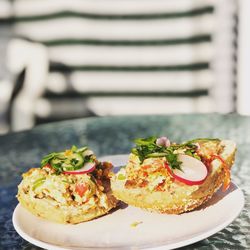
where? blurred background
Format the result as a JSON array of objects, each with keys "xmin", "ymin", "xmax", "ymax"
[{"xmin": 0, "ymin": 0, "xmax": 249, "ymax": 135}]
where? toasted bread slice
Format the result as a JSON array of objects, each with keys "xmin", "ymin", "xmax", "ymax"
[
  {"xmin": 18, "ymin": 174, "xmax": 117, "ymax": 224},
  {"xmin": 111, "ymin": 140, "xmax": 236, "ymax": 214},
  {"xmin": 17, "ymin": 147, "xmax": 118, "ymax": 224}
]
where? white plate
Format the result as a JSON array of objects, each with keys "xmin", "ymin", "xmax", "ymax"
[{"xmin": 13, "ymin": 155, "xmax": 244, "ymax": 250}]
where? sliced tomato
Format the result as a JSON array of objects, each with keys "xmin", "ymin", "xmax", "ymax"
[
  {"xmin": 75, "ymin": 183, "xmax": 88, "ymax": 197},
  {"xmin": 42, "ymin": 163, "xmax": 55, "ymax": 173},
  {"xmin": 42, "ymin": 163, "xmax": 52, "ymax": 169}
]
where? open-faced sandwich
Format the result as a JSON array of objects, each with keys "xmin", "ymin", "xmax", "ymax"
[
  {"xmin": 17, "ymin": 146, "xmax": 117, "ymax": 224},
  {"xmin": 111, "ymin": 137, "xmax": 236, "ymax": 214}
]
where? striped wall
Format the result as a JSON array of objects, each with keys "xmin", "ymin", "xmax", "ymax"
[{"xmin": 4, "ymin": 0, "xmax": 237, "ymax": 125}]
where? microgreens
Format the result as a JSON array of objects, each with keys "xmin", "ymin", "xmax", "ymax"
[
  {"xmin": 40, "ymin": 146, "xmax": 93, "ymax": 174},
  {"xmin": 131, "ymin": 137, "xmax": 217, "ymax": 170}
]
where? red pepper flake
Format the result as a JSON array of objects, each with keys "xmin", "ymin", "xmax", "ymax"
[
  {"xmin": 141, "ymin": 165, "xmax": 151, "ymax": 169},
  {"xmin": 155, "ymin": 180, "xmax": 166, "ymax": 192}
]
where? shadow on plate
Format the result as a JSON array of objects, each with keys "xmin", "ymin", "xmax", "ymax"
[{"xmin": 195, "ymin": 182, "xmax": 237, "ymax": 212}]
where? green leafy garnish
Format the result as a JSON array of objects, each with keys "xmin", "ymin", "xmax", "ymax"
[
  {"xmin": 40, "ymin": 146, "xmax": 94, "ymax": 174},
  {"xmin": 41, "ymin": 153, "xmax": 58, "ymax": 168},
  {"xmin": 131, "ymin": 137, "xmax": 204, "ymax": 170}
]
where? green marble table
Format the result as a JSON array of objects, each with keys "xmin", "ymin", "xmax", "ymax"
[{"xmin": 0, "ymin": 114, "xmax": 249, "ymax": 249}]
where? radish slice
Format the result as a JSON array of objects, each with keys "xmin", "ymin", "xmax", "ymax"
[
  {"xmin": 63, "ymin": 162, "xmax": 96, "ymax": 174},
  {"xmin": 166, "ymin": 154, "xmax": 208, "ymax": 185}
]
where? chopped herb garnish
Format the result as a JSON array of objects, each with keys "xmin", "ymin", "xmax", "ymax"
[
  {"xmin": 40, "ymin": 146, "xmax": 95, "ymax": 174},
  {"xmin": 41, "ymin": 153, "xmax": 58, "ymax": 168},
  {"xmin": 131, "ymin": 137, "xmax": 209, "ymax": 170}
]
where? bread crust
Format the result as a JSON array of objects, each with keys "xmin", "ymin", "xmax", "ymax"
[
  {"xmin": 17, "ymin": 165, "xmax": 118, "ymax": 224},
  {"xmin": 111, "ymin": 140, "xmax": 236, "ymax": 214},
  {"xmin": 18, "ymin": 188, "xmax": 117, "ymax": 224}
]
